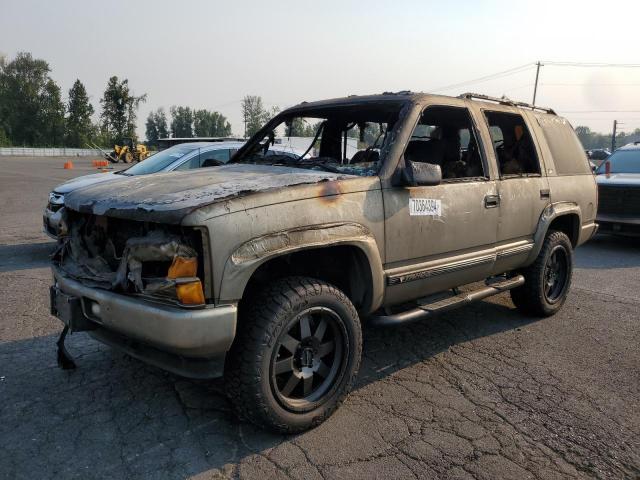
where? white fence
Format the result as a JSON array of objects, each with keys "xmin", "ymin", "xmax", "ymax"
[{"xmin": 0, "ymin": 147, "xmax": 105, "ymax": 157}]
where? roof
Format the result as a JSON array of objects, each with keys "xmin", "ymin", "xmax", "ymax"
[
  {"xmin": 618, "ymin": 142, "xmax": 640, "ymax": 150},
  {"xmin": 282, "ymin": 91, "xmax": 556, "ymax": 116}
]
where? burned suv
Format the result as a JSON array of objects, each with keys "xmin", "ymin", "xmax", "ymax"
[{"xmin": 50, "ymin": 92, "xmax": 598, "ymax": 432}]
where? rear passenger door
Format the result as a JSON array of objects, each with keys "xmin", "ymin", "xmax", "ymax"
[{"xmin": 475, "ymin": 108, "xmax": 550, "ymax": 272}]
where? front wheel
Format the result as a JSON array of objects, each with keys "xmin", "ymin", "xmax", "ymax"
[
  {"xmin": 224, "ymin": 277, "xmax": 362, "ymax": 433},
  {"xmin": 511, "ymin": 230, "xmax": 573, "ymax": 316}
]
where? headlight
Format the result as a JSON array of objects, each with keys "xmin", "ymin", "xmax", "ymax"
[{"xmin": 49, "ymin": 192, "xmax": 65, "ymax": 205}]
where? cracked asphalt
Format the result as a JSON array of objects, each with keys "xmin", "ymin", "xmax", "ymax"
[{"xmin": 0, "ymin": 156, "xmax": 639, "ymax": 479}]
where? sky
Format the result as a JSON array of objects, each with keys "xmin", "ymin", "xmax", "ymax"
[{"xmin": 1, "ymin": 0, "xmax": 639, "ymax": 138}]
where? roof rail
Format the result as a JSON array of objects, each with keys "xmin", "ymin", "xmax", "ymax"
[{"xmin": 458, "ymin": 92, "xmax": 556, "ymax": 115}]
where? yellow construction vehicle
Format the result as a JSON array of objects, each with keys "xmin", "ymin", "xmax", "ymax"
[{"xmin": 107, "ymin": 137, "xmax": 149, "ymax": 163}]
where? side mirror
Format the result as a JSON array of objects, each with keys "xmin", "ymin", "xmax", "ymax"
[{"xmin": 410, "ymin": 161, "xmax": 442, "ymax": 186}]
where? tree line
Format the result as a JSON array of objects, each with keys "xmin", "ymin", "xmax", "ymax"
[
  {"xmin": 0, "ymin": 52, "xmax": 146, "ymax": 148},
  {"xmin": 574, "ymin": 125, "xmax": 640, "ymax": 151},
  {"xmin": 0, "ymin": 52, "xmax": 234, "ymax": 149},
  {"xmin": 145, "ymin": 107, "xmax": 232, "ymax": 147}
]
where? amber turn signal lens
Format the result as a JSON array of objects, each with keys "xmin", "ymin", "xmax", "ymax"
[
  {"xmin": 176, "ymin": 280, "xmax": 205, "ymax": 305},
  {"xmin": 168, "ymin": 256, "xmax": 197, "ymax": 279}
]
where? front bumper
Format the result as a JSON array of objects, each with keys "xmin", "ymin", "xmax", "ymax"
[
  {"xmin": 596, "ymin": 214, "xmax": 640, "ymax": 236},
  {"xmin": 43, "ymin": 206, "xmax": 63, "ymax": 238},
  {"xmin": 51, "ymin": 266, "xmax": 237, "ymax": 378}
]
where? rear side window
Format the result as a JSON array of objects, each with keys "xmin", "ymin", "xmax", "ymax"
[
  {"xmin": 536, "ymin": 115, "xmax": 591, "ymax": 175},
  {"xmin": 484, "ymin": 111, "xmax": 540, "ymax": 177}
]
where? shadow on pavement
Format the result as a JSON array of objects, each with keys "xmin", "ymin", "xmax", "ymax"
[
  {"xmin": 0, "ymin": 298, "xmax": 538, "ymax": 479},
  {"xmin": 575, "ymin": 234, "xmax": 640, "ymax": 270},
  {"xmin": 0, "ymin": 241, "xmax": 56, "ymax": 273}
]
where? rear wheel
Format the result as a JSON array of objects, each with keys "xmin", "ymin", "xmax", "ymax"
[
  {"xmin": 511, "ymin": 230, "xmax": 573, "ymax": 316},
  {"xmin": 224, "ymin": 277, "xmax": 362, "ymax": 433}
]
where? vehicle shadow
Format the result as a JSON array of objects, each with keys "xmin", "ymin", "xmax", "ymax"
[
  {"xmin": 575, "ymin": 233, "xmax": 640, "ymax": 270},
  {"xmin": 0, "ymin": 297, "xmax": 538, "ymax": 479},
  {"xmin": 0, "ymin": 241, "xmax": 56, "ymax": 273}
]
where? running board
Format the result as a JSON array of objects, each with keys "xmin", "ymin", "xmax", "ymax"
[{"xmin": 369, "ymin": 275, "xmax": 525, "ymax": 327}]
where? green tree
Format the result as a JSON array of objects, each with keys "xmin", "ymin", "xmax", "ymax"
[
  {"xmin": 100, "ymin": 76, "xmax": 146, "ymax": 144},
  {"xmin": 241, "ymin": 95, "xmax": 274, "ymax": 137},
  {"xmin": 170, "ymin": 106, "xmax": 194, "ymax": 138},
  {"xmin": 0, "ymin": 52, "xmax": 66, "ymax": 146},
  {"xmin": 41, "ymin": 79, "xmax": 66, "ymax": 146},
  {"xmin": 145, "ymin": 108, "xmax": 169, "ymax": 147},
  {"xmin": 193, "ymin": 109, "xmax": 232, "ymax": 137},
  {"xmin": 65, "ymin": 79, "xmax": 94, "ymax": 147}
]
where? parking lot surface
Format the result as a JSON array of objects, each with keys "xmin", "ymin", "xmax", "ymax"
[{"xmin": 0, "ymin": 156, "xmax": 638, "ymax": 480}]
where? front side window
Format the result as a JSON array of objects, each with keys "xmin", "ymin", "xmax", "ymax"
[
  {"xmin": 485, "ymin": 111, "xmax": 540, "ymax": 177},
  {"xmin": 404, "ymin": 105, "xmax": 486, "ymax": 180},
  {"xmin": 200, "ymin": 148, "xmax": 230, "ymax": 167}
]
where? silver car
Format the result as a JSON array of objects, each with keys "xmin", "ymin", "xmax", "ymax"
[{"xmin": 43, "ymin": 141, "xmax": 302, "ymax": 237}]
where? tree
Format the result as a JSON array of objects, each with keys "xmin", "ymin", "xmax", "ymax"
[
  {"xmin": 145, "ymin": 108, "xmax": 169, "ymax": 147},
  {"xmin": 193, "ymin": 109, "xmax": 232, "ymax": 137},
  {"xmin": 170, "ymin": 106, "xmax": 194, "ymax": 138},
  {"xmin": 0, "ymin": 52, "xmax": 66, "ymax": 146},
  {"xmin": 100, "ymin": 76, "xmax": 146, "ymax": 144},
  {"xmin": 241, "ymin": 95, "xmax": 274, "ymax": 137},
  {"xmin": 286, "ymin": 117, "xmax": 319, "ymax": 137},
  {"xmin": 65, "ymin": 79, "xmax": 94, "ymax": 147},
  {"xmin": 41, "ymin": 79, "xmax": 66, "ymax": 146}
]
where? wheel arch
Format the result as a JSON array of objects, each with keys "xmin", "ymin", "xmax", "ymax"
[
  {"xmin": 218, "ymin": 222, "xmax": 385, "ymax": 315},
  {"xmin": 525, "ymin": 202, "xmax": 581, "ymax": 265}
]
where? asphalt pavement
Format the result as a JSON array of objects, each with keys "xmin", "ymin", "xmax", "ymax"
[{"xmin": 0, "ymin": 156, "xmax": 638, "ymax": 479}]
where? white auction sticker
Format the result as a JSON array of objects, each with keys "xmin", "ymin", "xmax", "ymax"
[{"xmin": 409, "ymin": 198, "xmax": 441, "ymax": 216}]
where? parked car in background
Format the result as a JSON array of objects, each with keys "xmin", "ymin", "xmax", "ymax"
[
  {"xmin": 44, "ymin": 141, "xmax": 303, "ymax": 238},
  {"xmin": 595, "ymin": 142, "xmax": 640, "ymax": 236},
  {"xmin": 586, "ymin": 148, "xmax": 611, "ymax": 168}
]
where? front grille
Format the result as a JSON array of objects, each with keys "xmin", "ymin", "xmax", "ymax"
[
  {"xmin": 47, "ymin": 202, "xmax": 64, "ymax": 213},
  {"xmin": 598, "ymin": 185, "xmax": 640, "ymax": 215}
]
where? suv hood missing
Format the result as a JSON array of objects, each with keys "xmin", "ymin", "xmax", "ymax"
[{"xmin": 64, "ymin": 164, "xmax": 352, "ymax": 223}]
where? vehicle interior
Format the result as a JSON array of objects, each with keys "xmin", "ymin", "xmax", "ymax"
[
  {"xmin": 232, "ymin": 102, "xmax": 404, "ymax": 176},
  {"xmin": 485, "ymin": 111, "xmax": 540, "ymax": 176},
  {"xmin": 404, "ymin": 106, "xmax": 485, "ymax": 180}
]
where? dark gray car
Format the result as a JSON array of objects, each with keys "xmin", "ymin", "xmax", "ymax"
[{"xmin": 595, "ymin": 142, "xmax": 640, "ymax": 236}]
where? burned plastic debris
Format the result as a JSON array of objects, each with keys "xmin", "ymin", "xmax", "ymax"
[{"xmin": 53, "ymin": 211, "xmax": 200, "ymax": 303}]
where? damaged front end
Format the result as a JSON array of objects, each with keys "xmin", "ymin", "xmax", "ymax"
[{"xmin": 53, "ymin": 209, "xmax": 208, "ymax": 308}]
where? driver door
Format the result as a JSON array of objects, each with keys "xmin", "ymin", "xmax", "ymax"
[{"xmin": 382, "ymin": 104, "xmax": 499, "ymax": 305}]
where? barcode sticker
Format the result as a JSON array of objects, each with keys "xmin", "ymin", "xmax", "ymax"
[{"xmin": 409, "ymin": 198, "xmax": 441, "ymax": 216}]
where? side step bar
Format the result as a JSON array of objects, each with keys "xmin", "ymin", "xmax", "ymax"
[{"xmin": 369, "ymin": 275, "xmax": 525, "ymax": 327}]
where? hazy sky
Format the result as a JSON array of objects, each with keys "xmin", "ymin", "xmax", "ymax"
[{"xmin": 2, "ymin": 0, "xmax": 639, "ymax": 137}]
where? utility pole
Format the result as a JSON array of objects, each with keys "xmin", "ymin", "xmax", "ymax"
[
  {"xmin": 611, "ymin": 120, "xmax": 618, "ymax": 152},
  {"xmin": 532, "ymin": 61, "xmax": 542, "ymax": 106}
]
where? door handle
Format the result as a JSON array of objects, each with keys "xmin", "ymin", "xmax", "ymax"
[
  {"xmin": 540, "ymin": 189, "xmax": 551, "ymax": 199},
  {"xmin": 484, "ymin": 194, "xmax": 500, "ymax": 208}
]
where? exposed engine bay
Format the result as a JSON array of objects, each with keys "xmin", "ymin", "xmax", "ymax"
[{"xmin": 53, "ymin": 210, "xmax": 207, "ymax": 306}]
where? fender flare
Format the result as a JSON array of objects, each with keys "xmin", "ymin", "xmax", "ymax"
[
  {"xmin": 525, "ymin": 202, "xmax": 581, "ymax": 265},
  {"xmin": 218, "ymin": 222, "xmax": 385, "ymax": 313}
]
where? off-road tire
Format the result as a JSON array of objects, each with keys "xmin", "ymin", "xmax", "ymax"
[
  {"xmin": 224, "ymin": 276, "xmax": 362, "ymax": 433},
  {"xmin": 510, "ymin": 230, "xmax": 573, "ymax": 317}
]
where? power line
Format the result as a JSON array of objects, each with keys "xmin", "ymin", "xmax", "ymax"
[
  {"xmin": 429, "ymin": 63, "xmax": 535, "ymax": 93},
  {"xmin": 541, "ymin": 61, "xmax": 640, "ymax": 68},
  {"xmin": 561, "ymin": 110, "xmax": 640, "ymax": 113},
  {"xmin": 541, "ymin": 83, "xmax": 640, "ymax": 87}
]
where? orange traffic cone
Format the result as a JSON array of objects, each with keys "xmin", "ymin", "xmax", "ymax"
[{"xmin": 63, "ymin": 161, "xmax": 74, "ymax": 169}]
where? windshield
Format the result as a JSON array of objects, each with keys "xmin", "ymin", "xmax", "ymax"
[
  {"xmin": 230, "ymin": 103, "xmax": 404, "ymax": 176},
  {"xmin": 596, "ymin": 149, "xmax": 640, "ymax": 174},
  {"xmin": 122, "ymin": 144, "xmax": 197, "ymax": 175}
]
